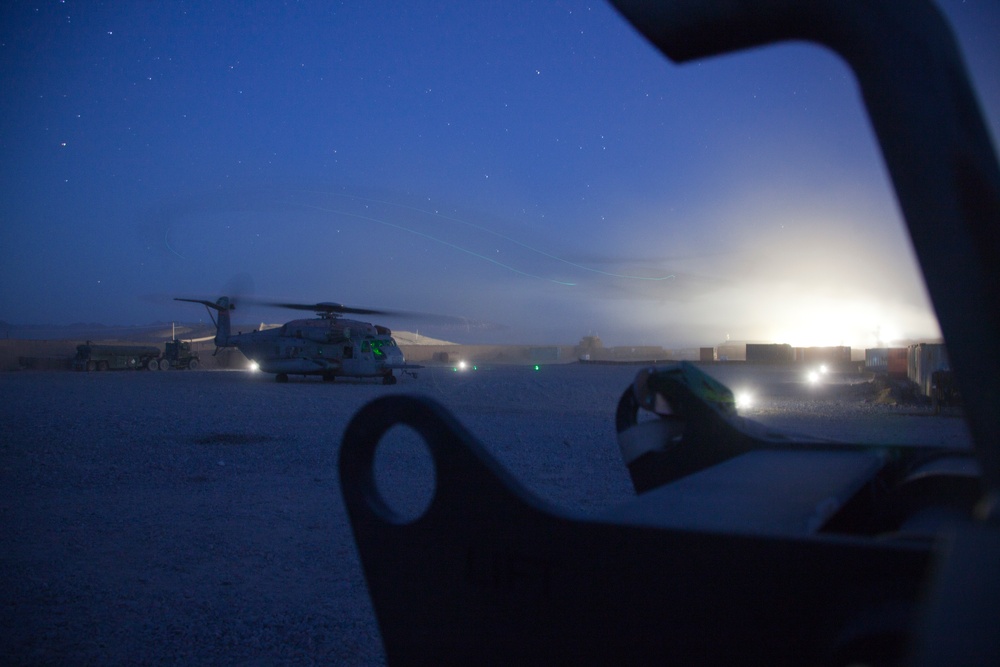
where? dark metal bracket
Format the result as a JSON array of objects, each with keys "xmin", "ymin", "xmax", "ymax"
[
  {"xmin": 341, "ymin": 394, "xmax": 933, "ymax": 665},
  {"xmin": 340, "ymin": 1, "xmax": 1000, "ymax": 664}
]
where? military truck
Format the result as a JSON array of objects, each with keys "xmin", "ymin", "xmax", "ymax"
[
  {"xmin": 71, "ymin": 339, "xmax": 200, "ymax": 371},
  {"xmin": 155, "ymin": 339, "xmax": 200, "ymax": 370},
  {"xmin": 72, "ymin": 343, "xmax": 161, "ymax": 372}
]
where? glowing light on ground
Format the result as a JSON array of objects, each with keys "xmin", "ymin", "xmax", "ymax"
[{"xmin": 735, "ymin": 391, "xmax": 753, "ymax": 410}]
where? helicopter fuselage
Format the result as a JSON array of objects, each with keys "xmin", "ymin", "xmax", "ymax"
[
  {"xmin": 175, "ymin": 296, "xmax": 422, "ymax": 383},
  {"xmin": 226, "ymin": 316, "xmax": 413, "ymax": 383}
]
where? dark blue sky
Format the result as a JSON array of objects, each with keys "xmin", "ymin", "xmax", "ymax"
[{"xmin": 2, "ymin": 1, "xmax": 998, "ymax": 347}]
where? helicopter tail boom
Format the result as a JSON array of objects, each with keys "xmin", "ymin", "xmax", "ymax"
[{"xmin": 174, "ymin": 296, "xmax": 234, "ymax": 348}]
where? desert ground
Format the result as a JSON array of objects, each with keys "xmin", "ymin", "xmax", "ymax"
[{"xmin": 0, "ymin": 363, "xmax": 973, "ymax": 665}]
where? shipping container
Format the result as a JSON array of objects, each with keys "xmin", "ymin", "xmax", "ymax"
[
  {"xmin": 794, "ymin": 346, "xmax": 852, "ymax": 367},
  {"xmin": 908, "ymin": 343, "xmax": 949, "ymax": 397},
  {"xmin": 865, "ymin": 348, "xmax": 888, "ymax": 373},
  {"xmin": 887, "ymin": 347, "xmax": 908, "ymax": 377},
  {"xmin": 716, "ymin": 343, "xmax": 745, "ymax": 361},
  {"xmin": 865, "ymin": 347, "xmax": 907, "ymax": 376},
  {"xmin": 746, "ymin": 343, "xmax": 794, "ymax": 364}
]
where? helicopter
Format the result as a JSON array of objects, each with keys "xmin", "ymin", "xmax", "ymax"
[{"xmin": 175, "ymin": 296, "xmax": 423, "ymax": 384}]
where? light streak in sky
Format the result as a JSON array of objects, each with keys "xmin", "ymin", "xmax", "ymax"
[
  {"xmin": 164, "ymin": 228, "xmax": 186, "ymax": 260},
  {"xmin": 159, "ymin": 188, "xmax": 677, "ymax": 287},
  {"xmin": 300, "ymin": 190, "xmax": 677, "ymax": 283},
  {"xmin": 289, "ymin": 201, "xmax": 578, "ymax": 286}
]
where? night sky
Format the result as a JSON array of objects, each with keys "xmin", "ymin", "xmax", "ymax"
[{"xmin": 2, "ymin": 1, "xmax": 998, "ymax": 347}]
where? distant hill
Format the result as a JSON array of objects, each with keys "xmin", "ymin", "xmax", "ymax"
[
  {"xmin": 391, "ymin": 331, "xmax": 457, "ymax": 346},
  {"xmin": 0, "ymin": 321, "xmax": 217, "ymax": 342},
  {"xmin": 0, "ymin": 321, "xmax": 457, "ymax": 346}
]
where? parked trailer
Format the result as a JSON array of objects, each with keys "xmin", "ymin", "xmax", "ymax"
[{"xmin": 72, "ymin": 343, "xmax": 161, "ymax": 372}]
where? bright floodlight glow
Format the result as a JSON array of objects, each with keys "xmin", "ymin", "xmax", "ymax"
[
  {"xmin": 807, "ymin": 370, "xmax": 820, "ymax": 384},
  {"xmin": 877, "ymin": 325, "xmax": 902, "ymax": 346},
  {"xmin": 758, "ymin": 293, "xmax": 939, "ymax": 349},
  {"xmin": 819, "ymin": 364, "xmax": 828, "ymax": 374},
  {"xmin": 248, "ymin": 361, "xmax": 260, "ymax": 372},
  {"xmin": 458, "ymin": 360, "xmax": 467, "ymax": 370},
  {"xmin": 735, "ymin": 391, "xmax": 753, "ymax": 410}
]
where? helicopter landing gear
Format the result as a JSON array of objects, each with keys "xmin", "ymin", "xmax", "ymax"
[
  {"xmin": 382, "ymin": 373, "xmax": 397, "ymax": 385},
  {"xmin": 275, "ymin": 373, "xmax": 289, "ymax": 383}
]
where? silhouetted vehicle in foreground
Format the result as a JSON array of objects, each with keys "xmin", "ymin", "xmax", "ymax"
[{"xmin": 339, "ymin": 1, "xmax": 1000, "ymax": 665}]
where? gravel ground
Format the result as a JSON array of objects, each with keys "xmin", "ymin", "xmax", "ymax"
[{"xmin": 0, "ymin": 363, "xmax": 973, "ymax": 665}]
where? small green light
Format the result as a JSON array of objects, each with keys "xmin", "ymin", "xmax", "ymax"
[{"xmin": 533, "ymin": 364, "xmax": 540, "ymax": 371}]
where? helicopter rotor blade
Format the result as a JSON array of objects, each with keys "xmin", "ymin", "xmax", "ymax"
[
  {"xmin": 243, "ymin": 299, "xmax": 397, "ymax": 317},
  {"xmin": 221, "ymin": 273, "xmax": 255, "ymax": 312},
  {"xmin": 178, "ymin": 295, "xmax": 504, "ymax": 331}
]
